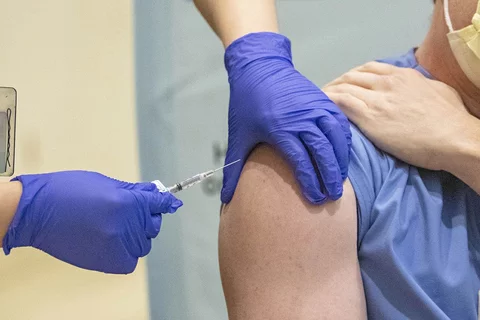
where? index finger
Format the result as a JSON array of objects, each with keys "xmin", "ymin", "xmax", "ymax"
[
  {"xmin": 324, "ymin": 71, "xmax": 380, "ymax": 90},
  {"xmin": 355, "ymin": 61, "xmax": 397, "ymax": 75}
]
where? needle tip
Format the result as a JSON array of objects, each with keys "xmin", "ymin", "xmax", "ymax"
[{"xmin": 212, "ymin": 159, "xmax": 242, "ymax": 173}]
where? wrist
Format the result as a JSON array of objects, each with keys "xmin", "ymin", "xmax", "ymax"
[
  {"xmin": 443, "ymin": 117, "xmax": 480, "ymax": 179},
  {"xmin": 221, "ymin": 23, "xmax": 279, "ymax": 49},
  {"xmin": 0, "ymin": 181, "xmax": 22, "ymax": 249},
  {"xmin": 216, "ymin": 1, "xmax": 279, "ymax": 48}
]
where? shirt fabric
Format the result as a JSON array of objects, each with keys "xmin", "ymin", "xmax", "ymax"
[{"xmin": 348, "ymin": 48, "xmax": 480, "ymax": 320}]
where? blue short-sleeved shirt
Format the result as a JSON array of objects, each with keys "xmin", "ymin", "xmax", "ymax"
[{"xmin": 348, "ymin": 49, "xmax": 480, "ymax": 319}]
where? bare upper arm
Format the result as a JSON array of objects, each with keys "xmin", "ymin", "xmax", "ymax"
[{"xmin": 219, "ymin": 145, "xmax": 366, "ymax": 320}]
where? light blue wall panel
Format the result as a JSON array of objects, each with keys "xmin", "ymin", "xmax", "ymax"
[{"xmin": 134, "ymin": 1, "xmax": 433, "ymax": 319}]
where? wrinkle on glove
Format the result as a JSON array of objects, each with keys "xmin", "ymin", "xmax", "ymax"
[{"xmin": 222, "ymin": 32, "xmax": 352, "ymax": 204}]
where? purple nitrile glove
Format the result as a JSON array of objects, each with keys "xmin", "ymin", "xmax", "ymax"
[
  {"xmin": 222, "ymin": 32, "xmax": 352, "ymax": 204},
  {"xmin": 3, "ymin": 170, "xmax": 182, "ymax": 274}
]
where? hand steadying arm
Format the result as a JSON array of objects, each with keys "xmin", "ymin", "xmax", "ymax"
[{"xmin": 193, "ymin": 0, "xmax": 352, "ymax": 204}]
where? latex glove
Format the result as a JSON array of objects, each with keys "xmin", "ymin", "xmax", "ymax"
[
  {"xmin": 222, "ymin": 32, "xmax": 352, "ymax": 204},
  {"xmin": 3, "ymin": 171, "xmax": 183, "ymax": 274},
  {"xmin": 323, "ymin": 61, "xmax": 473, "ymax": 171}
]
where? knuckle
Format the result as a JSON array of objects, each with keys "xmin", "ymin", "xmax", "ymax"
[
  {"xmin": 337, "ymin": 92, "xmax": 354, "ymax": 104},
  {"xmin": 363, "ymin": 61, "xmax": 377, "ymax": 69},
  {"xmin": 342, "ymin": 72, "xmax": 356, "ymax": 82},
  {"xmin": 110, "ymin": 192, "xmax": 133, "ymax": 210},
  {"xmin": 335, "ymin": 83, "xmax": 353, "ymax": 95},
  {"xmin": 380, "ymin": 74, "xmax": 397, "ymax": 88},
  {"xmin": 372, "ymin": 96, "xmax": 387, "ymax": 111}
]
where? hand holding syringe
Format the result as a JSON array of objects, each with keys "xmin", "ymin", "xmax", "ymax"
[{"xmin": 152, "ymin": 159, "xmax": 241, "ymax": 193}]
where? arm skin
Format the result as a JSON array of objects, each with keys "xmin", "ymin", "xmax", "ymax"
[
  {"xmin": 445, "ymin": 117, "xmax": 480, "ymax": 195},
  {"xmin": 0, "ymin": 182, "xmax": 22, "ymax": 245},
  {"xmin": 193, "ymin": 0, "xmax": 279, "ymax": 47},
  {"xmin": 219, "ymin": 145, "xmax": 367, "ymax": 320}
]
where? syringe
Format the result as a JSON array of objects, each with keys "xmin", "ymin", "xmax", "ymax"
[{"xmin": 152, "ymin": 159, "xmax": 241, "ymax": 194}]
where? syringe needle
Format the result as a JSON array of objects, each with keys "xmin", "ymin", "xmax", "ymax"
[
  {"xmin": 153, "ymin": 159, "xmax": 242, "ymax": 194},
  {"xmin": 211, "ymin": 159, "xmax": 241, "ymax": 173}
]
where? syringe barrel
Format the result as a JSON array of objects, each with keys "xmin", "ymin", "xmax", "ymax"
[
  {"xmin": 174, "ymin": 174, "xmax": 204, "ymax": 192},
  {"xmin": 166, "ymin": 172, "xmax": 212, "ymax": 193}
]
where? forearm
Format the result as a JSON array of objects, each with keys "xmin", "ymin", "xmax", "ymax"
[
  {"xmin": 193, "ymin": 0, "xmax": 278, "ymax": 47},
  {"xmin": 0, "ymin": 181, "xmax": 22, "ymax": 245},
  {"xmin": 445, "ymin": 117, "xmax": 480, "ymax": 195}
]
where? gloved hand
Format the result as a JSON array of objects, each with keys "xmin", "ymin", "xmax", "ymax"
[
  {"xmin": 2, "ymin": 171, "xmax": 182, "ymax": 274},
  {"xmin": 222, "ymin": 32, "xmax": 352, "ymax": 204}
]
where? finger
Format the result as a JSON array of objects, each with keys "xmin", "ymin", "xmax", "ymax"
[
  {"xmin": 300, "ymin": 127, "xmax": 343, "ymax": 200},
  {"xmin": 355, "ymin": 61, "xmax": 396, "ymax": 75},
  {"xmin": 138, "ymin": 238, "xmax": 153, "ymax": 258},
  {"xmin": 221, "ymin": 148, "xmax": 248, "ymax": 204},
  {"xmin": 133, "ymin": 182, "xmax": 158, "ymax": 191},
  {"xmin": 325, "ymin": 92, "xmax": 367, "ymax": 125},
  {"xmin": 115, "ymin": 180, "xmax": 157, "ymax": 191},
  {"xmin": 324, "ymin": 70, "xmax": 380, "ymax": 90},
  {"xmin": 316, "ymin": 113, "xmax": 350, "ymax": 181},
  {"xmin": 325, "ymin": 83, "xmax": 373, "ymax": 107},
  {"xmin": 275, "ymin": 135, "xmax": 326, "ymax": 204},
  {"xmin": 323, "ymin": 64, "xmax": 362, "ymax": 88},
  {"xmin": 121, "ymin": 258, "xmax": 139, "ymax": 275},
  {"xmin": 315, "ymin": 99, "xmax": 353, "ymax": 155},
  {"xmin": 145, "ymin": 214, "xmax": 162, "ymax": 239},
  {"xmin": 145, "ymin": 191, "xmax": 183, "ymax": 214}
]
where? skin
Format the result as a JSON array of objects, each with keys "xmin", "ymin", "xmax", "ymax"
[
  {"xmin": 193, "ymin": 0, "xmax": 278, "ymax": 47},
  {"xmin": 323, "ymin": 0, "xmax": 480, "ymax": 194},
  {"xmin": 407, "ymin": 0, "xmax": 480, "ymax": 192},
  {"xmin": 220, "ymin": 146, "xmax": 366, "ymax": 320},
  {"xmin": 219, "ymin": 0, "xmax": 479, "ymax": 318},
  {"xmin": 417, "ymin": 0, "xmax": 480, "ymax": 117},
  {"xmin": 0, "ymin": 182, "xmax": 22, "ymax": 244},
  {"xmin": 0, "ymin": 0, "xmax": 280, "ymax": 244}
]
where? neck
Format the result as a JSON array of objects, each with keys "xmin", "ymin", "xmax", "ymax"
[{"xmin": 416, "ymin": 2, "xmax": 480, "ymax": 118}]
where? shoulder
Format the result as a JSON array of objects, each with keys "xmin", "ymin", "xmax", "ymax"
[
  {"xmin": 220, "ymin": 144, "xmax": 367, "ymax": 318},
  {"xmin": 347, "ymin": 125, "xmax": 404, "ymax": 242},
  {"xmin": 348, "ymin": 125, "xmax": 394, "ymax": 210}
]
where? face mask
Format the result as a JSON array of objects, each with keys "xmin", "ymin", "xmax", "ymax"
[{"xmin": 444, "ymin": 0, "xmax": 480, "ymax": 88}]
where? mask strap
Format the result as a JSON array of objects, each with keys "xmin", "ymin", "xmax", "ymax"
[{"xmin": 444, "ymin": 0, "xmax": 454, "ymax": 32}]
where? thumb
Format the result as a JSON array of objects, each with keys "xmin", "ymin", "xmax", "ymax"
[
  {"xmin": 145, "ymin": 214, "xmax": 162, "ymax": 239},
  {"xmin": 221, "ymin": 153, "xmax": 246, "ymax": 204},
  {"xmin": 144, "ymin": 191, "xmax": 183, "ymax": 214},
  {"xmin": 132, "ymin": 182, "xmax": 158, "ymax": 192}
]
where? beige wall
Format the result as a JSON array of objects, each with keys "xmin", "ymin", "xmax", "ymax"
[{"xmin": 0, "ymin": 1, "xmax": 150, "ymax": 319}]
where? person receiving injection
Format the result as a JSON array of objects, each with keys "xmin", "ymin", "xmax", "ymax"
[{"xmin": 0, "ymin": 0, "xmax": 351, "ymax": 274}]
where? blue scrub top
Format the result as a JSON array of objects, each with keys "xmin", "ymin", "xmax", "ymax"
[{"xmin": 348, "ymin": 49, "xmax": 480, "ymax": 319}]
